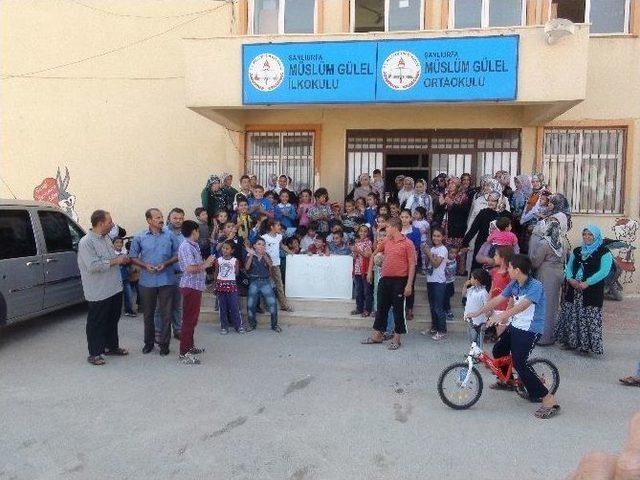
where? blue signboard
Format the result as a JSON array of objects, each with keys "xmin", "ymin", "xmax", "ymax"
[{"xmin": 242, "ymin": 35, "xmax": 518, "ymax": 105}]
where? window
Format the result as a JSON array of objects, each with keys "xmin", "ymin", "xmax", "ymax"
[
  {"xmin": 543, "ymin": 128, "xmax": 626, "ymax": 214},
  {"xmin": 246, "ymin": 131, "xmax": 315, "ymax": 192},
  {"xmin": 38, "ymin": 211, "xmax": 77, "ymax": 253},
  {"xmin": 352, "ymin": 0, "xmax": 422, "ymax": 32},
  {"xmin": 549, "ymin": 0, "xmax": 585, "ymax": 23},
  {"xmin": 251, "ymin": 0, "xmax": 315, "ymax": 35},
  {"xmin": 450, "ymin": 0, "xmax": 525, "ymax": 28},
  {"xmin": 0, "ymin": 210, "xmax": 37, "ymax": 260},
  {"xmin": 353, "ymin": 0, "xmax": 385, "ymax": 32},
  {"xmin": 589, "ymin": 0, "xmax": 631, "ymax": 34},
  {"xmin": 387, "ymin": 0, "xmax": 422, "ymax": 31}
]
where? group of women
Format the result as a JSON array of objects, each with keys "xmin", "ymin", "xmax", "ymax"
[{"xmin": 385, "ymin": 171, "xmax": 613, "ymax": 355}]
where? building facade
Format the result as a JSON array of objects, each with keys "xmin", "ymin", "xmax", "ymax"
[{"xmin": 2, "ymin": 0, "xmax": 639, "ymax": 291}]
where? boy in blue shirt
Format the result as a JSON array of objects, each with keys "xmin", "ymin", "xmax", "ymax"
[{"xmin": 465, "ymin": 254, "xmax": 560, "ymax": 419}]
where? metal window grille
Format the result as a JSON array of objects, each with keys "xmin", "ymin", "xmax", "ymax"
[
  {"xmin": 345, "ymin": 129, "xmax": 520, "ymax": 195},
  {"xmin": 246, "ymin": 131, "xmax": 315, "ymax": 192},
  {"xmin": 543, "ymin": 128, "xmax": 625, "ymax": 214}
]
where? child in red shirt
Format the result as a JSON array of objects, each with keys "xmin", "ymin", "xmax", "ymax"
[{"xmin": 487, "ymin": 245, "xmax": 515, "ymax": 340}]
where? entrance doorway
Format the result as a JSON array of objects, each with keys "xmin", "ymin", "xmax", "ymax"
[
  {"xmin": 345, "ymin": 129, "xmax": 520, "ymax": 196},
  {"xmin": 384, "ymin": 153, "xmax": 429, "ymax": 193}
]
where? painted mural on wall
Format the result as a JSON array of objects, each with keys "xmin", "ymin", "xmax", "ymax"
[
  {"xmin": 611, "ymin": 217, "xmax": 638, "ymax": 285},
  {"xmin": 33, "ymin": 167, "xmax": 79, "ymax": 222}
]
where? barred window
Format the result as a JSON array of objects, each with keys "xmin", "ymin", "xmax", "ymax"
[
  {"xmin": 246, "ymin": 131, "xmax": 315, "ymax": 192},
  {"xmin": 543, "ymin": 128, "xmax": 625, "ymax": 214}
]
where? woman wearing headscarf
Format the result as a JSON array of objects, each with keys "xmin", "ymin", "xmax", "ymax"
[
  {"xmin": 398, "ymin": 176, "xmax": 416, "ymax": 208},
  {"xmin": 461, "ymin": 192, "xmax": 511, "ymax": 272},
  {"xmin": 555, "ymin": 225, "xmax": 613, "ymax": 354},
  {"xmin": 463, "ymin": 176, "xmax": 510, "ymax": 272},
  {"xmin": 519, "ymin": 173, "xmax": 548, "ymax": 253},
  {"xmin": 529, "ymin": 218, "xmax": 567, "ymax": 345},
  {"xmin": 353, "ymin": 173, "xmax": 373, "ymax": 201},
  {"xmin": 544, "ymin": 193, "xmax": 572, "ymax": 233},
  {"xmin": 510, "ymin": 175, "xmax": 533, "ymax": 219},
  {"xmin": 202, "ymin": 175, "xmax": 230, "ymax": 225},
  {"xmin": 495, "ymin": 170, "xmax": 514, "ymax": 202}
]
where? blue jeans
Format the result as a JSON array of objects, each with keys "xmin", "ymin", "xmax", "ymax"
[
  {"xmin": 122, "ymin": 280, "xmax": 134, "ymax": 314},
  {"xmin": 385, "ymin": 309, "xmax": 395, "ymax": 335},
  {"xmin": 427, "ymin": 282, "xmax": 447, "ymax": 333},
  {"xmin": 353, "ymin": 274, "xmax": 373, "ymax": 313},
  {"xmin": 247, "ymin": 278, "xmax": 278, "ymax": 329},
  {"xmin": 154, "ymin": 285, "xmax": 182, "ymax": 335}
]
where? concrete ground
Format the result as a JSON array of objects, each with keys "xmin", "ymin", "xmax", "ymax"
[{"xmin": 1, "ymin": 300, "xmax": 639, "ymax": 480}]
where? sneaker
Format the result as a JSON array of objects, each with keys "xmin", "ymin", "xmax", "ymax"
[
  {"xmin": 238, "ymin": 327, "xmax": 246, "ymax": 334},
  {"xmin": 431, "ymin": 332, "xmax": 448, "ymax": 341},
  {"xmin": 159, "ymin": 346, "xmax": 170, "ymax": 356},
  {"xmin": 123, "ymin": 311, "xmax": 137, "ymax": 317},
  {"xmin": 271, "ymin": 325, "xmax": 282, "ymax": 333},
  {"xmin": 189, "ymin": 347, "xmax": 205, "ymax": 355},
  {"xmin": 446, "ymin": 311, "xmax": 454, "ymax": 320},
  {"xmin": 142, "ymin": 344, "xmax": 154, "ymax": 354},
  {"xmin": 179, "ymin": 353, "xmax": 201, "ymax": 365},
  {"xmin": 220, "ymin": 328, "xmax": 229, "ymax": 335}
]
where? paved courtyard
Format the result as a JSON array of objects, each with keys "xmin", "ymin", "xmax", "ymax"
[{"xmin": 1, "ymin": 299, "xmax": 639, "ymax": 480}]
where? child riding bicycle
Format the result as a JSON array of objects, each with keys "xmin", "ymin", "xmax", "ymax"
[{"xmin": 464, "ymin": 254, "xmax": 560, "ymax": 419}]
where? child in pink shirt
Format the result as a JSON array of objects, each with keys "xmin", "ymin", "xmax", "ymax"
[
  {"xmin": 486, "ymin": 216, "xmax": 519, "ymax": 252},
  {"xmin": 297, "ymin": 189, "xmax": 313, "ymax": 228}
]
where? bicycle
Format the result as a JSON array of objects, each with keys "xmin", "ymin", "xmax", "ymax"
[{"xmin": 437, "ymin": 341, "xmax": 560, "ymax": 410}]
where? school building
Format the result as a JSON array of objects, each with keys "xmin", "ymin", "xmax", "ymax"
[{"xmin": 1, "ymin": 0, "xmax": 639, "ymax": 292}]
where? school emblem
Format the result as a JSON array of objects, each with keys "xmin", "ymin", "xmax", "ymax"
[
  {"xmin": 248, "ymin": 53, "xmax": 285, "ymax": 92},
  {"xmin": 381, "ymin": 51, "xmax": 421, "ymax": 91}
]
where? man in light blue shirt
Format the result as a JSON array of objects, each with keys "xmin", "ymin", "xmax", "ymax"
[
  {"xmin": 465, "ymin": 254, "xmax": 560, "ymax": 419},
  {"xmin": 129, "ymin": 208, "xmax": 180, "ymax": 355},
  {"xmin": 153, "ymin": 208, "xmax": 185, "ymax": 341}
]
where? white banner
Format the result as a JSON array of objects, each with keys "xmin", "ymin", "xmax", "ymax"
[{"xmin": 285, "ymin": 255, "xmax": 353, "ymax": 299}]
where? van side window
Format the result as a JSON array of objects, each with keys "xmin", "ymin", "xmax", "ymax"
[
  {"xmin": 38, "ymin": 211, "xmax": 75, "ymax": 253},
  {"xmin": 0, "ymin": 210, "xmax": 38, "ymax": 259}
]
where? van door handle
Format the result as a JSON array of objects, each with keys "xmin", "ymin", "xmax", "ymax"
[
  {"xmin": 26, "ymin": 261, "xmax": 41, "ymax": 266},
  {"xmin": 45, "ymin": 258, "xmax": 58, "ymax": 263}
]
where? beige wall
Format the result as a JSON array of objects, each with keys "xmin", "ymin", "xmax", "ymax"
[{"xmin": 0, "ymin": 0, "xmax": 241, "ymax": 233}]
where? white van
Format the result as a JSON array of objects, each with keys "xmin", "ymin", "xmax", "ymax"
[{"xmin": 0, "ymin": 200, "xmax": 86, "ymax": 326}]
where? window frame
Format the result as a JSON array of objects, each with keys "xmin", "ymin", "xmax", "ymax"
[
  {"xmin": 544, "ymin": 0, "xmax": 632, "ymax": 34},
  {"xmin": 448, "ymin": 0, "xmax": 527, "ymax": 29},
  {"xmin": 542, "ymin": 127, "xmax": 627, "ymax": 215},
  {"xmin": 585, "ymin": 0, "xmax": 632, "ymax": 35},
  {"xmin": 350, "ymin": 0, "xmax": 425, "ymax": 33},
  {"xmin": 248, "ymin": 0, "xmax": 318, "ymax": 35}
]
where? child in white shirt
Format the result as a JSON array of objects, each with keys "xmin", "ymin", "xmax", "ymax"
[{"xmin": 463, "ymin": 268, "xmax": 492, "ymax": 351}]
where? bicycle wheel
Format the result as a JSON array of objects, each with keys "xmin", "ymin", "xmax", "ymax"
[
  {"xmin": 515, "ymin": 358, "xmax": 560, "ymax": 400},
  {"xmin": 437, "ymin": 362, "xmax": 483, "ymax": 410}
]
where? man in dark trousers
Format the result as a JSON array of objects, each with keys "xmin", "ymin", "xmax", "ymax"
[
  {"xmin": 362, "ymin": 217, "xmax": 416, "ymax": 350},
  {"xmin": 77, "ymin": 209, "xmax": 130, "ymax": 366}
]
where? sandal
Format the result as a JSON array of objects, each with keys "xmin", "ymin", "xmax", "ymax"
[
  {"xmin": 361, "ymin": 336, "xmax": 384, "ymax": 345},
  {"xmin": 619, "ymin": 376, "xmax": 640, "ymax": 387},
  {"xmin": 382, "ymin": 332, "xmax": 394, "ymax": 341},
  {"xmin": 387, "ymin": 342, "xmax": 401, "ymax": 351},
  {"xmin": 104, "ymin": 347, "xmax": 129, "ymax": 356},
  {"xmin": 534, "ymin": 404, "xmax": 561, "ymax": 419},
  {"xmin": 361, "ymin": 311, "xmax": 371, "ymax": 318},
  {"xmin": 87, "ymin": 356, "xmax": 106, "ymax": 366},
  {"xmin": 351, "ymin": 309, "xmax": 363, "ymax": 316},
  {"xmin": 406, "ymin": 309, "xmax": 414, "ymax": 321}
]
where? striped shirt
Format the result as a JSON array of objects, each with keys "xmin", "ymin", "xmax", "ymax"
[{"xmin": 178, "ymin": 239, "xmax": 206, "ymax": 291}]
